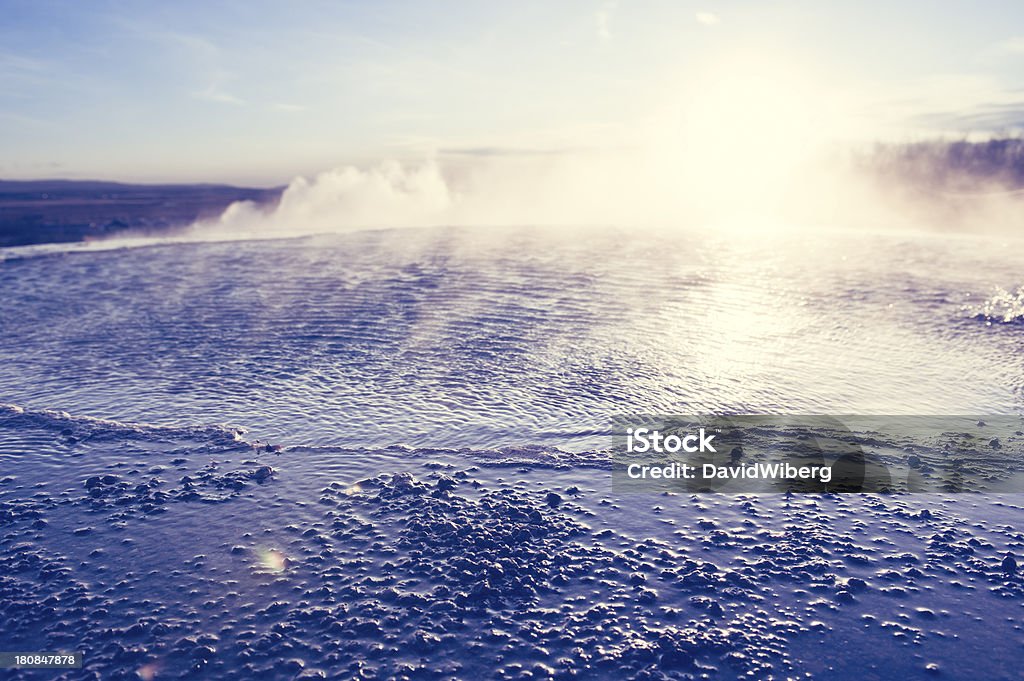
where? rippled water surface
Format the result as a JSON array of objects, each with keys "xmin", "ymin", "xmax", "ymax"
[
  {"xmin": 2, "ymin": 225, "xmax": 1022, "ymax": 449},
  {"xmin": 2, "ymin": 225, "xmax": 1024, "ymax": 680}
]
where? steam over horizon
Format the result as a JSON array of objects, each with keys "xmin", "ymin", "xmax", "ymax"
[
  {"xmin": 191, "ymin": 140, "xmax": 1024, "ymax": 242},
  {"xmin": 182, "ymin": 44, "xmax": 1024, "ymax": 241}
]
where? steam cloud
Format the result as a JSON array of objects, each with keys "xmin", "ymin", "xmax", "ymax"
[
  {"xmin": 192, "ymin": 141, "xmax": 1024, "ymax": 241},
  {"xmin": 197, "ymin": 153, "xmax": 665, "ymax": 239}
]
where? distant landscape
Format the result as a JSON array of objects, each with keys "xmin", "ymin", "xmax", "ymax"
[
  {"xmin": 0, "ymin": 180, "xmax": 282, "ymax": 247},
  {"xmin": 856, "ymin": 137, "xmax": 1024, "ymax": 194}
]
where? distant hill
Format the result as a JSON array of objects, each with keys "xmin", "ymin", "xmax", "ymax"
[
  {"xmin": 0, "ymin": 179, "xmax": 283, "ymax": 247},
  {"xmin": 857, "ymin": 138, "xmax": 1024, "ymax": 193}
]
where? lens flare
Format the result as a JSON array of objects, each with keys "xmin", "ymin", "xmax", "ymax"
[{"xmin": 257, "ymin": 548, "xmax": 288, "ymax": 574}]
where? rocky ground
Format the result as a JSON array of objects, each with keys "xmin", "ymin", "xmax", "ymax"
[{"xmin": 1, "ymin": 407, "xmax": 1022, "ymax": 680}]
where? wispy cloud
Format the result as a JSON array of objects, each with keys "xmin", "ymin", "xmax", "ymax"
[
  {"xmin": 988, "ymin": 36, "xmax": 1024, "ymax": 56},
  {"xmin": 868, "ymin": 73, "xmax": 1024, "ymax": 136},
  {"xmin": 695, "ymin": 11, "xmax": 720, "ymax": 26},
  {"xmin": 0, "ymin": 110, "xmax": 53, "ymax": 128},
  {"xmin": 272, "ymin": 102, "xmax": 307, "ymax": 113},
  {"xmin": 192, "ymin": 84, "xmax": 244, "ymax": 105},
  {"xmin": 911, "ymin": 100, "xmax": 1024, "ymax": 134},
  {"xmin": 0, "ymin": 51, "xmax": 54, "ymax": 96},
  {"xmin": 439, "ymin": 145, "xmax": 575, "ymax": 157},
  {"xmin": 596, "ymin": 1, "xmax": 617, "ymax": 40},
  {"xmin": 110, "ymin": 18, "xmax": 246, "ymax": 106},
  {"xmin": 0, "ymin": 51, "xmax": 50, "ymax": 77},
  {"xmin": 157, "ymin": 30, "xmax": 221, "ymax": 62},
  {"xmin": 191, "ymin": 67, "xmax": 245, "ymax": 106}
]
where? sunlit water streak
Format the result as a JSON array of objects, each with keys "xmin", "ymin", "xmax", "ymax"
[{"xmin": 0, "ymin": 225, "xmax": 1021, "ymax": 450}]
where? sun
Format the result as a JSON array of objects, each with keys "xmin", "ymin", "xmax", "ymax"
[{"xmin": 657, "ymin": 51, "xmax": 844, "ymax": 226}]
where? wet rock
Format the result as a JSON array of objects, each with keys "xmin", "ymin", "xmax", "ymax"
[
  {"xmin": 637, "ymin": 587, "xmax": 658, "ymax": 603},
  {"xmin": 845, "ymin": 577, "xmax": 869, "ymax": 592},
  {"xmin": 84, "ymin": 474, "xmax": 120, "ymax": 489},
  {"xmin": 659, "ymin": 647, "xmax": 694, "ymax": 670},
  {"xmin": 411, "ymin": 630, "xmax": 441, "ymax": 653},
  {"xmin": 689, "ymin": 596, "xmax": 724, "ymax": 617},
  {"xmin": 252, "ymin": 466, "xmax": 275, "ymax": 482},
  {"xmin": 378, "ymin": 472, "xmax": 426, "ymax": 498}
]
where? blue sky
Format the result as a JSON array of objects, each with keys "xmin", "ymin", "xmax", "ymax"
[{"xmin": 2, "ymin": 0, "xmax": 1024, "ymax": 184}]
